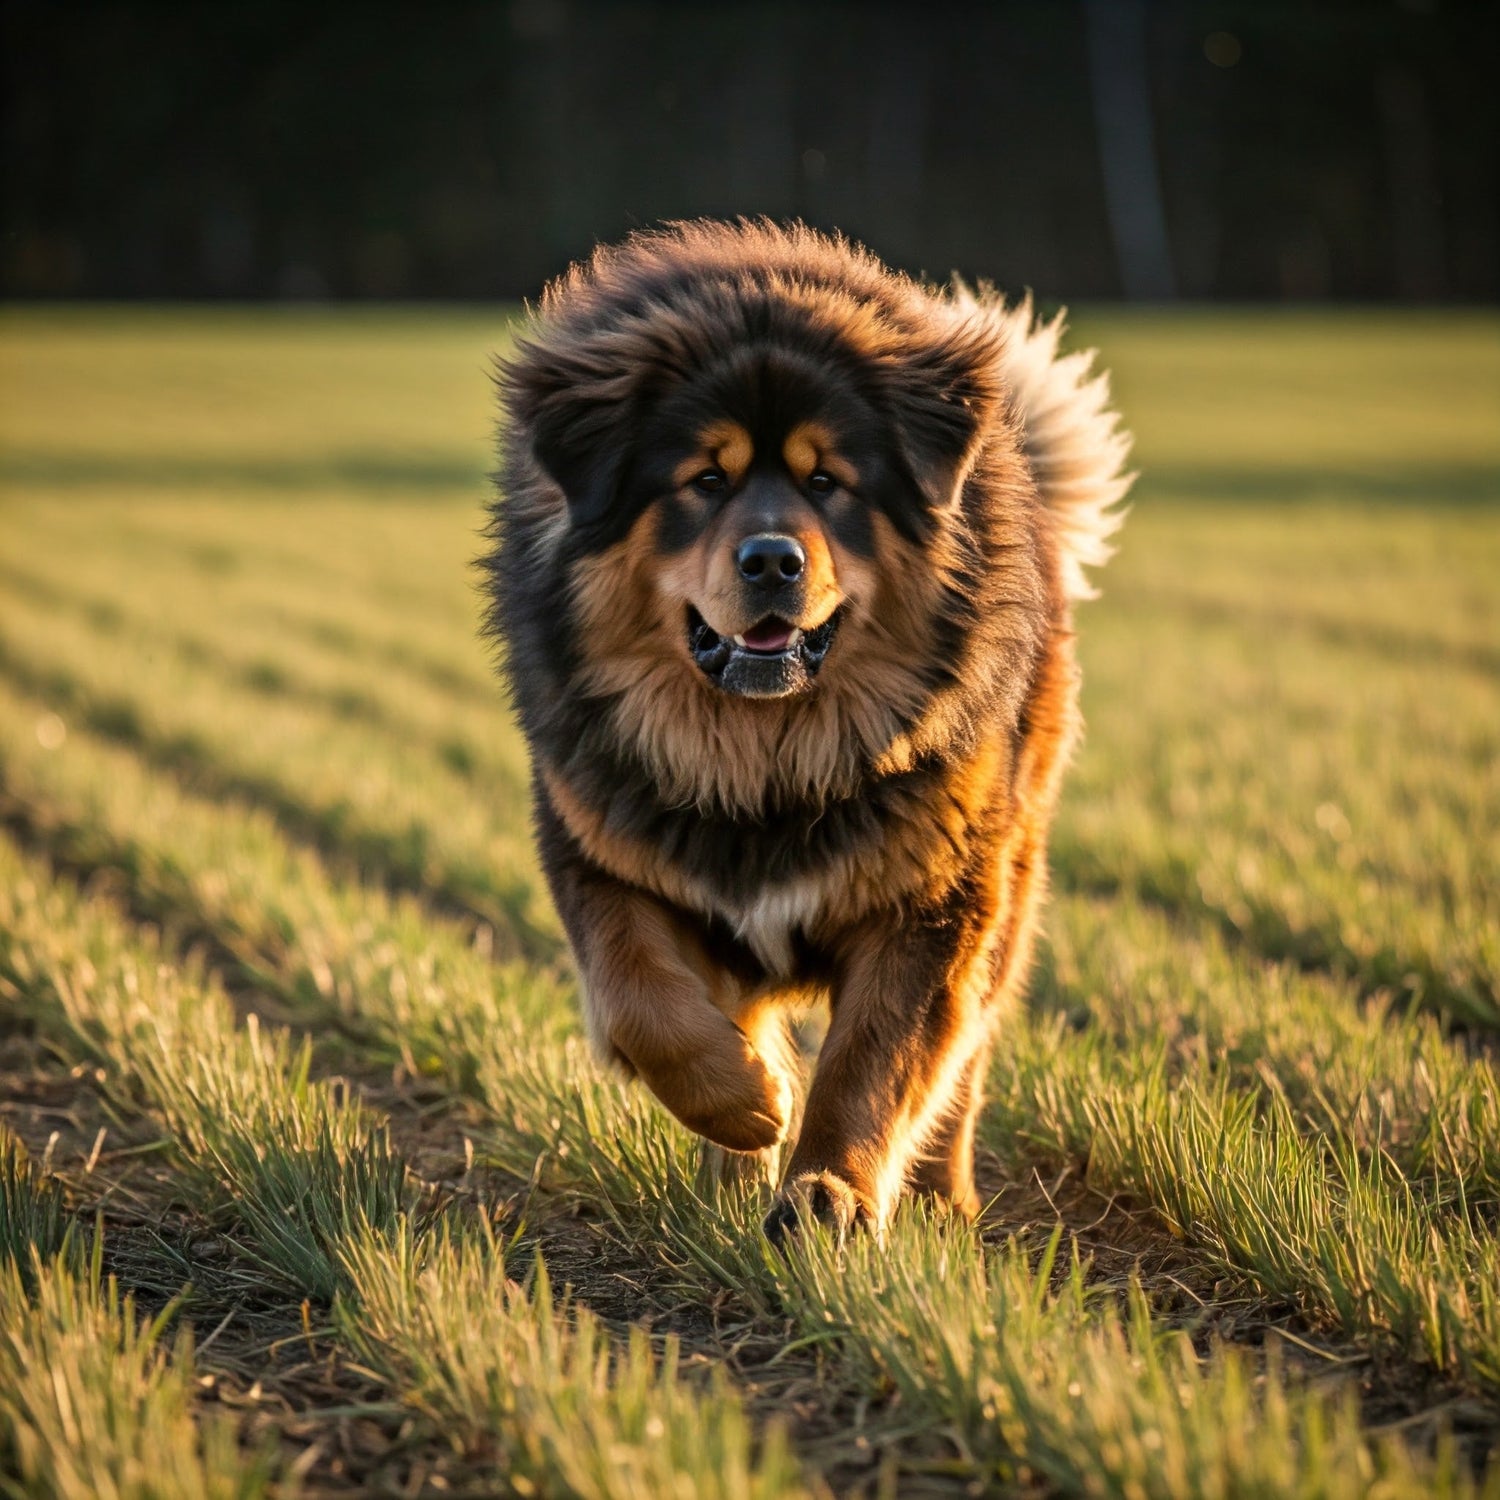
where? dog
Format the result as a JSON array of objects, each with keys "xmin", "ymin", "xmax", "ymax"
[{"xmin": 483, "ymin": 220, "xmax": 1131, "ymax": 1240}]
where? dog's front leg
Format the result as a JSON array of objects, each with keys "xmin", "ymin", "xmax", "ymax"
[
  {"xmin": 545, "ymin": 837, "xmax": 794, "ymax": 1155},
  {"xmin": 765, "ymin": 900, "xmax": 1007, "ymax": 1241}
]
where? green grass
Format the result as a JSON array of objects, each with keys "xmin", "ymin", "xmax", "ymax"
[
  {"xmin": 0, "ymin": 304, "xmax": 1497, "ymax": 1495},
  {"xmin": 1, "ymin": 1131, "xmax": 75, "ymax": 1297},
  {"xmin": 0, "ymin": 1133, "xmax": 272, "ymax": 1500},
  {"xmin": 337, "ymin": 1221, "xmax": 808, "ymax": 1500}
]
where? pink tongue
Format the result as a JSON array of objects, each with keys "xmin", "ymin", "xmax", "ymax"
[{"xmin": 741, "ymin": 620, "xmax": 793, "ymax": 652}]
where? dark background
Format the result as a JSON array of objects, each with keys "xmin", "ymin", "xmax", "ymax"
[{"xmin": 3, "ymin": 0, "xmax": 1495, "ymax": 303}]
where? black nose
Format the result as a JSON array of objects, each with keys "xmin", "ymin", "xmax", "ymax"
[{"xmin": 736, "ymin": 534, "xmax": 805, "ymax": 584}]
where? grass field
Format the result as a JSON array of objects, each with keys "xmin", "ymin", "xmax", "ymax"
[{"xmin": 1, "ymin": 303, "xmax": 1497, "ymax": 1498}]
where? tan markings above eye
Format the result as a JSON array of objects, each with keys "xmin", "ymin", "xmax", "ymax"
[
  {"xmin": 782, "ymin": 424, "xmax": 821, "ymax": 484},
  {"xmin": 671, "ymin": 421, "xmax": 753, "ymax": 492},
  {"xmin": 714, "ymin": 423, "xmax": 753, "ymax": 481},
  {"xmin": 783, "ymin": 421, "xmax": 858, "ymax": 491}
]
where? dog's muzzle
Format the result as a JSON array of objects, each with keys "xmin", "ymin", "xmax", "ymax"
[{"xmin": 687, "ymin": 606, "xmax": 841, "ymax": 698}]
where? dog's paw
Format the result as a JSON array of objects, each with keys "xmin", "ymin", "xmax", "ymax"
[
  {"xmin": 611, "ymin": 1003, "xmax": 794, "ymax": 1154},
  {"xmin": 763, "ymin": 1171, "xmax": 868, "ymax": 1249},
  {"xmin": 662, "ymin": 1043, "xmax": 793, "ymax": 1154}
]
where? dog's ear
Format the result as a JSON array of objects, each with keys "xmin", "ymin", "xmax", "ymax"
[
  {"xmin": 500, "ymin": 339, "xmax": 638, "ymax": 545},
  {"xmin": 872, "ymin": 318, "xmax": 1003, "ymax": 542}
]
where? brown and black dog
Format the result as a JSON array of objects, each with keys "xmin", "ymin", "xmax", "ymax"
[{"xmin": 483, "ymin": 220, "xmax": 1132, "ymax": 1241}]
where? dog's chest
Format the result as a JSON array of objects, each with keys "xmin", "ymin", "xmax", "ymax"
[
  {"xmin": 719, "ymin": 878, "xmax": 829, "ymax": 975},
  {"xmin": 691, "ymin": 789, "xmax": 957, "ymax": 974}
]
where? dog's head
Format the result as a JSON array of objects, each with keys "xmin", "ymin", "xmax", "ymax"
[{"xmin": 501, "ymin": 223, "xmax": 1006, "ymax": 704}]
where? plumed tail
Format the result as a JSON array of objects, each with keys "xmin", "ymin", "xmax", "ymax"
[{"xmin": 956, "ymin": 287, "xmax": 1135, "ymax": 602}]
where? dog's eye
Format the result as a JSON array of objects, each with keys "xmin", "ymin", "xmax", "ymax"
[
  {"xmin": 808, "ymin": 471, "xmax": 837, "ymax": 496},
  {"xmin": 692, "ymin": 468, "xmax": 727, "ymax": 495}
]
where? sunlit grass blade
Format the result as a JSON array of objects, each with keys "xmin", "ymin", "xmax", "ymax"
[
  {"xmin": 0, "ymin": 1240, "xmax": 279, "ymax": 1500},
  {"xmin": 0, "ymin": 833, "xmax": 408, "ymax": 1298},
  {"xmin": 337, "ymin": 1217, "xmax": 810, "ymax": 1500},
  {"xmin": 772, "ymin": 1212, "xmax": 1495, "ymax": 1499},
  {"xmin": 0, "ymin": 1130, "xmax": 76, "ymax": 1295}
]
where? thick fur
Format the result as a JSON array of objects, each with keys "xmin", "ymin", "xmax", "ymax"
[{"xmin": 482, "ymin": 220, "xmax": 1131, "ymax": 1236}]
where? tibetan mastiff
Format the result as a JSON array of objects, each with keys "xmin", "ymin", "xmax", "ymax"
[{"xmin": 483, "ymin": 220, "xmax": 1132, "ymax": 1241}]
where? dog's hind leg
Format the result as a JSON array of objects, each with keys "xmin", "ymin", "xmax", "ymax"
[{"xmin": 905, "ymin": 1039, "xmax": 991, "ymax": 1220}]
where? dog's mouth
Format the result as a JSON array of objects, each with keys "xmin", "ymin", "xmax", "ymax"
[{"xmin": 688, "ymin": 607, "xmax": 841, "ymax": 698}]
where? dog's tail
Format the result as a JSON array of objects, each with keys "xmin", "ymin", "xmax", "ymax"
[{"xmin": 957, "ymin": 288, "xmax": 1135, "ymax": 602}]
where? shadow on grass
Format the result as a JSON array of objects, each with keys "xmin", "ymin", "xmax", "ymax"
[
  {"xmin": 0, "ymin": 639, "xmax": 559, "ymax": 966},
  {"xmin": 1, "ymin": 449, "xmax": 486, "ymax": 493},
  {"xmin": 1049, "ymin": 840, "xmax": 1500, "ymax": 1033},
  {"xmin": 1106, "ymin": 583, "xmax": 1500, "ymax": 680},
  {"xmin": 0, "ymin": 560, "xmax": 514, "ymax": 782},
  {"xmin": 0, "ymin": 553, "xmax": 500, "ymax": 708}
]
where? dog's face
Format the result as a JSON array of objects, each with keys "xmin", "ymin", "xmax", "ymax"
[
  {"xmin": 625, "ymin": 356, "xmax": 906, "ymax": 699},
  {"xmin": 666, "ymin": 416, "xmax": 849, "ymax": 700},
  {"xmin": 507, "ymin": 281, "xmax": 1003, "ymax": 703}
]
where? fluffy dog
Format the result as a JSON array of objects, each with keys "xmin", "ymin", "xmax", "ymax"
[{"xmin": 483, "ymin": 220, "xmax": 1131, "ymax": 1239}]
